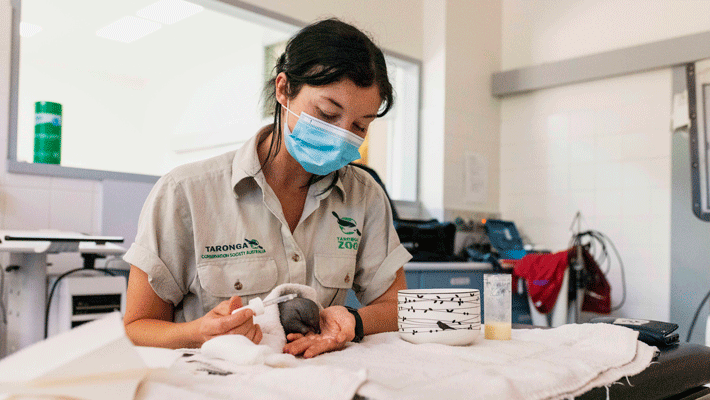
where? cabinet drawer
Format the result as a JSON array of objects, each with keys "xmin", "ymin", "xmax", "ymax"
[{"xmin": 420, "ymin": 271, "xmax": 484, "ymax": 290}]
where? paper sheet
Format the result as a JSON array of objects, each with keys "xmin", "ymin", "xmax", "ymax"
[
  {"xmin": 0, "ymin": 312, "xmax": 148, "ymax": 400},
  {"xmin": 464, "ymin": 152, "xmax": 488, "ymax": 203}
]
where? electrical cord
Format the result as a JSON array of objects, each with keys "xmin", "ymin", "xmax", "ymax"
[
  {"xmin": 686, "ymin": 287, "xmax": 710, "ymax": 342},
  {"xmin": 569, "ymin": 230, "xmax": 627, "ymax": 312},
  {"xmin": 44, "ymin": 267, "xmax": 115, "ymax": 339}
]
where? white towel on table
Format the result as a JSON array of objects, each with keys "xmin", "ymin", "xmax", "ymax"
[{"xmin": 300, "ymin": 323, "xmax": 656, "ymax": 400}]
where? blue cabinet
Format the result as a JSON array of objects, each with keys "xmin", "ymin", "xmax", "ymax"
[{"xmin": 345, "ymin": 263, "xmax": 531, "ymax": 325}]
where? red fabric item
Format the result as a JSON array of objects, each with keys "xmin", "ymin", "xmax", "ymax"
[
  {"xmin": 580, "ymin": 249, "xmax": 611, "ymax": 314},
  {"xmin": 513, "ymin": 250, "xmax": 570, "ymax": 314},
  {"xmin": 513, "ymin": 248, "xmax": 612, "ymax": 315}
]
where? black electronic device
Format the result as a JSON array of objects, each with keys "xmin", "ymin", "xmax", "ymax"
[{"xmin": 590, "ymin": 317, "xmax": 679, "ymax": 347}]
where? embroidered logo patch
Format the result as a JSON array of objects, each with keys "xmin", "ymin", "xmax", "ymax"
[
  {"xmin": 201, "ymin": 238, "xmax": 266, "ymax": 259},
  {"xmin": 332, "ymin": 211, "xmax": 360, "ymax": 250},
  {"xmin": 332, "ymin": 211, "xmax": 361, "ymax": 236}
]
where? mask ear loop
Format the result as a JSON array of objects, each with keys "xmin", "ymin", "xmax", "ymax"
[
  {"xmin": 284, "ymin": 99, "xmax": 299, "ymax": 119},
  {"xmin": 283, "ymin": 99, "xmax": 299, "ymax": 135}
]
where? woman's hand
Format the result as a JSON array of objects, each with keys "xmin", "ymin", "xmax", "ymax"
[
  {"xmin": 282, "ymin": 305, "xmax": 355, "ymax": 358},
  {"xmin": 195, "ymin": 295, "xmax": 263, "ymax": 346}
]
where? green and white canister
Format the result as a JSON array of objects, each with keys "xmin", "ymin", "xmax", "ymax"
[{"xmin": 34, "ymin": 101, "xmax": 62, "ymax": 164}]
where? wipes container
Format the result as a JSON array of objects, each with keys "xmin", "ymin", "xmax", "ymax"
[{"xmin": 34, "ymin": 101, "xmax": 62, "ymax": 164}]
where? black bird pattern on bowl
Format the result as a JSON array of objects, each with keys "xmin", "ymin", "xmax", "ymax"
[{"xmin": 398, "ymin": 292, "xmax": 480, "ymax": 335}]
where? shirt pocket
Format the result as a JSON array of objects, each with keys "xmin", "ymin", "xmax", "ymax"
[
  {"xmin": 314, "ymin": 253, "xmax": 357, "ymax": 306},
  {"xmin": 196, "ymin": 257, "xmax": 278, "ymax": 314}
]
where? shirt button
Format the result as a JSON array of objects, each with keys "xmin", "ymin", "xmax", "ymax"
[
  {"xmin": 234, "ymin": 280, "xmax": 243, "ymax": 290},
  {"xmin": 292, "ymin": 254, "xmax": 300, "ymax": 262}
]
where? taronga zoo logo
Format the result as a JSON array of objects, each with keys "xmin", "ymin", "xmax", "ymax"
[
  {"xmin": 201, "ymin": 238, "xmax": 266, "ymax": 259},
  {"xmin": 332, "ymin": 212, "xmax": 361, "ymax": 236},
  {"xmin": 332, "ymin": 211, "xmax": 360, "ymax": 251}
]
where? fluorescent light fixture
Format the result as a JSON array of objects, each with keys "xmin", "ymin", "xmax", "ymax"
[
  {"xmin": 96, "ymin": 16, "xmax": 162, "ymax": 43},
  {"xmin": 20, "ymin": 22, "xmax": 42, "ymax": 37},
  {"xmin": 136, "ymin": 0, "xmax": 204, "ymax": 25}
]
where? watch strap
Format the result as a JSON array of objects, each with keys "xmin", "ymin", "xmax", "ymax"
[{"xmin": 344, "ymin": 306, "xmax": 364, "ymax": 342}]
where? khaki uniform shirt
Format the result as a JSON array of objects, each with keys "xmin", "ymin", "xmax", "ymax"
[{"xmin": 124, "ymin": 130, "xmax": 412, "ymax": 322}]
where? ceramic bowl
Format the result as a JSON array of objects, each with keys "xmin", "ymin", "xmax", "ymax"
[{"xmin": 397, "ymin": 288, "xmax": 481, "ymax": 345}]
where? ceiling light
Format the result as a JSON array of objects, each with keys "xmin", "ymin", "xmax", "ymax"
[
  {"xmin": 20, "ymin": 22, "xmax": 42, "ymax": 37},
  {"xmin": 96, "ymin": 16, "xmax": 162, "ymax": 43},
  {"xmin": 136, "ymin": 0, "xmax": 203, "ymax": 25}
]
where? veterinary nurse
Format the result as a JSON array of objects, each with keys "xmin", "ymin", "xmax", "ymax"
[{"xmin": 122, "ymin": 18, "xmax": 412, "ymax": 358}]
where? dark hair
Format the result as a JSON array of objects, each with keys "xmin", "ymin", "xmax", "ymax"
[{"xmin": 261, "ymin": 18, "xmax": 394, "ymax": 186}]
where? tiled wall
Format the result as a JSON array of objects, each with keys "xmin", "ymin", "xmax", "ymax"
[{"xmin": 499, "ymin": 69, "xmax": 672, "ymax": 321}]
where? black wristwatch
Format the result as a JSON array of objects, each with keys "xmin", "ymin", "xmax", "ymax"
[{"xmin": 344, "ymin": 306, "xmax": 364, "ymax": 343}]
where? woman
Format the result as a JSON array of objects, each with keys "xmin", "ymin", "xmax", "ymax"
[{"xmin": 123, "ymin": 18, "xmax": 411, "ymax": 358}]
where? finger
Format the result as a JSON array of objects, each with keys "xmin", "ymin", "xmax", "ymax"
[
  {"xmin": 229, "ymin": 307, "xmax": 255, "ymax": 326},
  {"xmin": 283, "ymin": 336, "xmax": 315, "ymax": 356},
  {"xmin": 212, "ymin": 299, "xmax": 233, "ymax": 315},
  {"xmin": 218, "ymin": 309, "xmax": 254, "ymax": 334},
  {"xmin": 253, "ymin": 324, "xmax": 263, "ymax": 344},
  {"xmin": 304, "ymin": 337, "xmax": 341, "ymax": 359},
  {"xmin": 229, "ymin": 296, "xmax": 243, "ymax": 313},
  {"xmin": 244, "ymin": 324, "xmax": 258, "ymax": 342},
  {"xmin": 286, "ymin": 333, "xmax": 304, "ymax": 342}
]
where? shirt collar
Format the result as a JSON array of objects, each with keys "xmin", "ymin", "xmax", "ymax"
[{"xmin": 231, "ymin": 126, "xmax": 347, "ymax": 202}]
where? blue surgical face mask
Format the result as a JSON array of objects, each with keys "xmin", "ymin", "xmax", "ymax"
[{"xmin": 282, "ymin": 102, "xmax": 365, "ymax": 176}]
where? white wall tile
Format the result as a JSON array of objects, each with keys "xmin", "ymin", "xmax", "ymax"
[
  {"xmin": 568, "ymin": 109, "xmax": 596, "ymax": 139},
  {"xmin": 651, "ymin": 214, "xmax": 670, "ymax": 246},
  {"xmin": 647, "ymin": 158, "xmax": 671, "ymax": 190},
  {"xmin": 569, "ymin": 136, "xmax": 595, "ymax": 164},
  {"xmin": 595, "ymin": 134, "xmax": 624, "ymax": 162},
  {"xmin": 569, "ymin": 164, "xmax": 595, "ymax": 191},
  {"xmin": 621, "ymin": 217, "xmax": 653, "ymax": 247},
  {"xmin": 595, "ymin": 162, "xmax": 623, "ymax": 189},
  {"xmin": 595, "ymin": 189, "xmax": 623, "ymax": 217},
  {"xmin": 50, "ymin": 177, "xmax": 97, "ymax": 193},
  {"xmin": 594, "ymin": 216, "xmax": 623, "ymax": 244},
  {"xmin": 49, "ymin": 190, "xmax": 94, "ymax": 234},
  {"xmin": 594, "ymin": 109, "xmax": 629, "ymax": 137},
  {"xmin": 5, "ymin": 173, "xmax": 51, "ymax": 190},
  {"xmin": 646, "ymin": 131, "xmax": 671, "ymax": 158},
  {"xmin": 622, "ymin": 161, "xmax": 654, "ymax": 188},
  {"xmin": 542, "ymin": 195, "xmax": 570, "ymax": 222},
  {"xmin": 621, "ymin": 187, "xmax": 652, "ymax": 217},
  {"xmin": 546, "ymin": 113, "xmax": 569, "ymax": 140},
  {"xmin": 3, "ymin": 186, "xmax": 50, "ymax": 230},
  {"xmin": 568, "ymin": 190, "xmax": 596, "ymax": 219},
  {"xmin": 545, "ymin": 165, "xmax": 570, "ymax": 196},
  {"xmin": 545, "ymin": 139, "xmax": 570, "ymax": 166}
]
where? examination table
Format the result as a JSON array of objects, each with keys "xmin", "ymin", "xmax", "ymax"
[
  {"xmin": 577, "ymin": 341, "xmax": 710, "ymax": 399},
  {"xmin": 3, "ymin": 313, "xmax": 710, "ymax": 400}
]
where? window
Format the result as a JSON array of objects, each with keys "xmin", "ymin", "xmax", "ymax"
[{"xmin": 10, "ymin": 0, "xmax": 420, "ymax": 201}]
